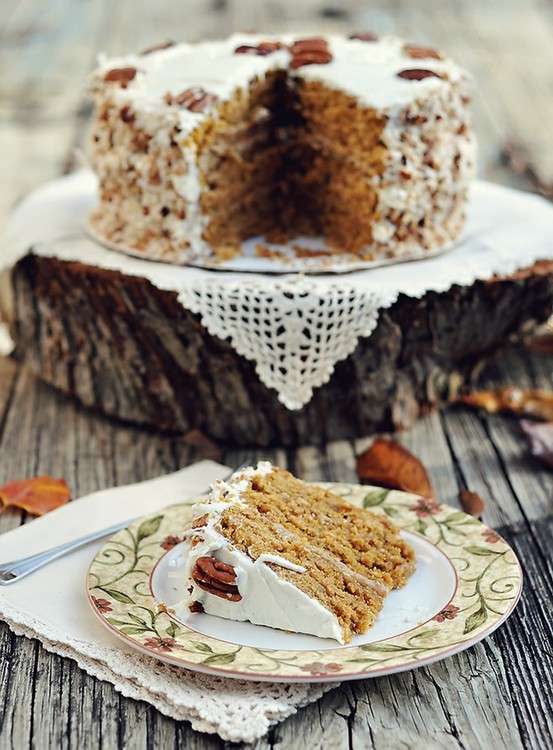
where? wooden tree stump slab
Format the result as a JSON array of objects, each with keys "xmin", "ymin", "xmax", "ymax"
[{"xmin": 10, "ymin": 254, "xmax": 553, "ymax": 447}]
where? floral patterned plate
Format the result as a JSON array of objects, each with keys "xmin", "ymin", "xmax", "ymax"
[{"xmin": 87, "ymin": 483, "xmax": 522, "ymax": 682}]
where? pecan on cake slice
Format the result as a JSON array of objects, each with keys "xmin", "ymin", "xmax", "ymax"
[
  {"xmin": 165, "ymin": 87, "xmax": 219, "ymax": 112},
  {"xmin": 103, "ymin": 67, "xmax": 137, "ymax": 87},
  {"xmin": 397, "ymin": 68, "xmax": 444, "ymax": 81},
  {"xmin": 290, "ymin": 37, "xmax": 333, "ymax": 69},
  {"xmin": 234, "ymin": 40, "xmax": 283, "ymax": 56},
  {"xmin": 403, "ymin": 43, "xmax": 443, "ymax": 60},
  {"xmin": 192, "ymin": 556, "xmax": 242, "ymax": 601}
]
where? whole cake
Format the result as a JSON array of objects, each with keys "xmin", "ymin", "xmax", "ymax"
[
  {"xmin": 180, "ymin": 462, "xmax": 415, "ymax": 643},
  {"xmin": 88, "ymin": 33, "xmax": 475, "ymax": 265}
]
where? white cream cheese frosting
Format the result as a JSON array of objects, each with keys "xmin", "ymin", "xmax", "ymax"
[
  {"xmin": 93, "ymin": 33, "xmax": 466, "ymax": 129},
  {"xmin": 181, "ymin": 462, "xmax": 345, "ymax": 642}
]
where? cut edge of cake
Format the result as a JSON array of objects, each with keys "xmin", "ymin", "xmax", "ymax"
[{"xmin": 180, "ymin": 461, "xmax": 416, "ymax": 644}]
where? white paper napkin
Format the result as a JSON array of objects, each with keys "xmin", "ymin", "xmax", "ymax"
[{"xmin": 0, "ymin": 461, "xmax": 333, "ymax": 743}]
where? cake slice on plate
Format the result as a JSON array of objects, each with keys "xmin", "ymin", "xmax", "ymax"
[{"xmin": 181, "ymin": 462, "xmax": 415, "ymax": 643}]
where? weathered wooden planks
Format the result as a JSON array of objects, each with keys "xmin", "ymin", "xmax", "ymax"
[
  {"xmin": 0, "ymin": 358, "xmax": 552, "ymax": 748},
  {"xmin": 1, "ymin": 0, "xmax": 553, "ymax": 747},
  {"xmin": 11, "ymin": 255, "xmax": 553, "ymax": 446}
]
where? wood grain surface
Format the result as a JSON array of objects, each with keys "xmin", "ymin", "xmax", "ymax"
[{"xmin": 1, "ymin": 1, "xmax": 552, "ymax": 748}]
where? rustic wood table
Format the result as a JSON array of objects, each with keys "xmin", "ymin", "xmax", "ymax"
[{"xmin": 1, "ymin": 1, "xmax": 552, "ymax": 748}]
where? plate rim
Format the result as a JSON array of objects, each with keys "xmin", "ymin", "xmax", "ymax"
[{"xmin": 86, "ymin": 484, "xmax": 523, "ymax": 683}]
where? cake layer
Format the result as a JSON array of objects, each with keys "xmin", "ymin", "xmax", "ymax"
[
  {"xmin": 181, "ymin": 462, "xmax": 415, "ymax": 643},
  {"xmin": 88, "ymin": 33, "xmax": 475, "ymax": 264}
]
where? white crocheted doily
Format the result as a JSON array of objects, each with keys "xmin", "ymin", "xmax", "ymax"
[
  {"xmin": 0, "ymin": 600, "xmax": 333, "ymax": 743},
  {"xmin": 4, "ymin": 170, "xmax": 553, "ymax": 409}
]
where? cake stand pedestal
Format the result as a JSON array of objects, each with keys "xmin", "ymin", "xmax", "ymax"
[{"xmin": 11, "ymin": 254, "xmax": 553, "ymax": 447}]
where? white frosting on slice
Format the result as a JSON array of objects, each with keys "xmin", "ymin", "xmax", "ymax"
[
  {"xmin": 185, "ymin": 528, "xmax": 343, "ymax": 642},
  {"xmin": 181, "ymin": 461, "xmax": 344, "ymax": 642},
  {"xmin": 255, "ymin": 553, "xmax": 306, "ymax": 573}
]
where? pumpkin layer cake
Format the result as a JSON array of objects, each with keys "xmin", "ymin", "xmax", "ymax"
[
  {"xmin": 181, "ymin": 462, "xmax": 415, "ymax": 643},
  {"xmin": 88, "ymin": 33, "xmax": 475, "ymax": 265}
]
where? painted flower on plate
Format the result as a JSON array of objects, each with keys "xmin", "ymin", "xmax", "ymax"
[
  {"xmin": 143, "ymin": 636, "xmax": 178, "ymax": 652},
  {"xmin": 411, "ymin": 498, "xmax": 441, "ymax": 517},
  {"xmin": 300, "ymin": 661, "xmax": 343, "ymax": 676},
  {"xmin": 482, "ymin": 529, "xmax": 500, "ymax": 544},
  {"xmin": 91, "ymin": 596, "xmax": 112, "ymax": 614},
  {"xmin": 161, "ymin": 535, "xmax": 183, "ymax": 550},
  {"xmin": 433, "ymin": 604, "xmax": 460, "ymax": 623}
]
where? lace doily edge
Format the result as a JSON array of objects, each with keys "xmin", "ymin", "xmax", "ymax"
[{"xmin": 0, "ymin": 600, "xmax": 335, "ymax": 743}]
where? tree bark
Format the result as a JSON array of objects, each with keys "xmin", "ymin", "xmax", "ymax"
[{"xmin": 11, "ymin": 254, "xmax": 553, "ymax": 447}]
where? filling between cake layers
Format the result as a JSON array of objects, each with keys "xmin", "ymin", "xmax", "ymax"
[{"xmin": 181, "ymin": 462, "xmax": 415, "ymax": 643}]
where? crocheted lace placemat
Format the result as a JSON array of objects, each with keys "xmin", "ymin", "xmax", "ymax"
[
  {"xmin": 0, "ymin": 463, "xmax": 335, "ymax": 743},
  {"xmin": 4, "ymin": 170, "xmax": 553, "ymax": 409}
]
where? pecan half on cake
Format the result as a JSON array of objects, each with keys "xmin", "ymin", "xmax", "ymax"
[
  {"xmin": 87, "ymin": 33, "xmax": 475, "ymax": 265},
  {"xmin": 181, "ymin": 462, "xmax": 415, "ymax": 643}
]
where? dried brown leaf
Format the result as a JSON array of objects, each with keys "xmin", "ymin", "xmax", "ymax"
[
  {"xmin": 458, "ymin": 387, "xmax": 553, "ymax": 421},
  {"xmin": 459, "ymin": 489, "xmax": 485, "ymax": 518},
  {"xmin": 182, "ymin": 429, "xmax": 222, "ymax": 462},
  {"xmin": 356, "ymin": 439, "xmax": 434, "ymax": 499},
  {"xmin": 0, "ymin": 476, "xmax": 71, "ymax": 516}
]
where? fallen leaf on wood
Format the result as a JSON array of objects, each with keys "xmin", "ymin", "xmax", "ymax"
[
  {"xmin": 356, "ymin": 439, "xmax": 434, "ymax": 499},
  {"xmin": 459, "ymin": 489, "xmax": 485, "ymax": 518},
  {"xmin": 520, "ymin": 420, "xmax": 553, "ymax": 468},
  {"xmin": 458, "ymin": 387, "xmax": 553, "ymax": 421},
  {"xmin": 0, "ymin": 476, "xmax": 71, "ymax": 516},
  {"xmin": 182, "ymin": 429, "xmax": 222, "ymax": 462}
]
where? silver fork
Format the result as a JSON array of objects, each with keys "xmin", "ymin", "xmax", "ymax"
[{"xmin": 0, "ymin": 465, "xmax": 243, "ymax": 586}]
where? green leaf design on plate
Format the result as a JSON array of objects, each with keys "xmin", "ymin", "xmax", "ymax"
[
  {"xmin": 120, "ymin": 626, "xmax": 149, "ymax": 635},
  {"xmin": 128, "ymin": 613, "xmax": 149, "ymax": 627},
  {"xmin": 360, "ymin": 643, "xmax": 406, "ymax": 653},
  {"xmin": 136, "ymin": 515, "xmax": 164, "ymax": 543},
  {"xmin": 106, "ymin": 617, "xmax": 134, "ymax": 627},
  {"xmin": 191, "ymin": 641, "xmax": 214, "ymax": 653},
  {"xmin": 346, "ymin": 657, "xmax": 380, "ymax": 664},
  {"xmin": 415, "ymin": 518, "xmax": 427, "ymax": 535},
  {"xmin": 408, "ymin": 627, "xmax": 438, "ymax": 642},
  {"xmin": 166, "ymin": 621, "xmax": 178, "ymax": 638},
  {"xmin": 464, "ymin": 603, "xmax": 488, "ymax": 634},
  {"xmin": 383, "ymin": 506, "xmax": 399, "ymax": 518},
  {"xmin": 202, "ymin": 652, "xmax": 236, "ymax": 665},
  {"xmin": 465, "ymin": 545, "xmax": 495, "ymax": 556},
  {"xmin": 363, "ymin": 489, "xmax": 389, "ymax": 507},
  {"xmin": 444, "ymin": 512, "xmax": 468, "ymax": 524},
  {"xmin": 102, "ymin": 588, "xmax": 135, "ymax": 605}
]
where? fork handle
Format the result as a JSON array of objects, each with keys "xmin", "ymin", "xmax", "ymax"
[{"xmin": 0, "ymin": 519, "xmax": 135, "ymax": 585}]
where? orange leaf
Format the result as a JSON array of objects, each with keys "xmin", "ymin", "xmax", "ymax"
[
  {"xmin": 459, "ymin": 489, "xmax": 485, "ymax": 518},
  {"xmin": 356, "ymin": 439, "xmax": 434, "ymax": 499},
  {"xmin": 0, "ymin": 476, "xmax": 71, "ymax": 516},
  {"xmin": 458, "ymin": 387, "xmax": 553, "ymax": 421}
]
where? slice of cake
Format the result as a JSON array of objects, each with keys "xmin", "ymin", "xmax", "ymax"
[
  {"xmin": 181, "ymin": 462, "xmax": 415, "ymax": 643},
  {"xmin": 88, "ymin": 32, "xmax": 475, "ymax": 265}
]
